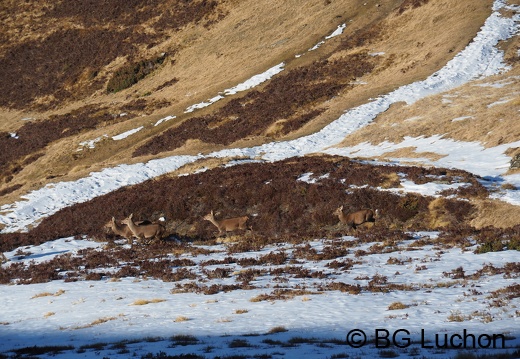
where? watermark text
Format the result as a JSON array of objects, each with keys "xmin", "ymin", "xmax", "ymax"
[{"xmin": 346, "ymin": 329, "xmax": 506, "ymax": 349}]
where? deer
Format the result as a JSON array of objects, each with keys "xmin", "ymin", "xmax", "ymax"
[
  {"xmin": 203, "ymin": 210, "xmax": 249, "ymax": 237},
  {"xmin": 1, "ymin": 252, "xmax": 8, "ymax": 264},
  {"xmin": 121, "ymin": 213, "xmax": 165, "ymax": 244},
  {"xmin": 105, "ymin": 217, "xmax": 152, "ymax": 244},
  {"xmin": 106, "ymin": 217, "xmax": 136, "ymax": 243},
  {"xmin": 333, "ymin": 206, "xmax": 379, "ymax": 230}
]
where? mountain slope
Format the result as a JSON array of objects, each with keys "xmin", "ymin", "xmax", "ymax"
[{"xmin": 0, "ymin": 0, "xmax": 499, "ymax": 206}]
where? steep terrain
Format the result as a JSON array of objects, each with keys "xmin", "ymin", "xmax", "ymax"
[
  {"xmin": 1, "ymin": 1, "xmax": 520, "ymax": 358},
  {"xmin": 0, "ymin": 0, "xmax": 500, "ymax": 206}
]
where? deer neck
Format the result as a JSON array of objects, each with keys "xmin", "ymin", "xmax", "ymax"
[
  {"xmin": 207, "ymin": 215, "xmax": 221, "ymax": 229},
  {"xmin": 336, "ymin": 211, "xmax": 347, "ymax": 223},
  {"xmin": 125, "ymin": 218, "xmax": 140, "ymax": 233},
  {"xmin": 111, "ymin": 220, "xmax": 125, "ymax": 234}
]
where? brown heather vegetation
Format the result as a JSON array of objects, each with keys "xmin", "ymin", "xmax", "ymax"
[
  {"xmin": 0, "ymin": 0, "xmax": 498, "ymax": 208},
  {"xmin": 0, "ymin": 0, "xmax": 224, "ymax": 109},
  {"xmin": 396, "ymin": 0, "xmax": 430, "ymax": 15},
  {"xmin": 0, "ymin": 100, "xmax": 169, "ymax": 185},
  {"xmin": 133, "ymin": 53, "xmax": 376, "ymax": 156},
  {"xmin": 1, "ymin": 154, "xmax": 515, "ymax": 286},
  {"xmin": 0, "ymin": 0, "xmax": 517, "ymax": 295},
  {"xmin": 0, "ymin": 155, "xmax": 483, "ymax": 251}
]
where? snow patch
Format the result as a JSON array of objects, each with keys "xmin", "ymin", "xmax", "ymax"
[{"xmin": 112, "ymin": 126, "xmax": 144, "ymax": 141}]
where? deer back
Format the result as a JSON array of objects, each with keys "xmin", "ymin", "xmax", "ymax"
[
  {"xmin": 221, "ymin": 216, "xmax": 248, "ymax": 231},
  {"xmin": 347, "ymin": 209, "xmax": 374, "ymax": 225}
]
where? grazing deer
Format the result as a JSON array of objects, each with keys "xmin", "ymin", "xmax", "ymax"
[
  {"xmin": 203, "ymin": 210, "xmax": 249, "ymax": 236},
  {"xmin": 121, "ymin": 214, "xmax": 165, "ymax": 244},
  {"xmin": 333, "ymin": 206, "xmax": 378, "ymax": 229}
]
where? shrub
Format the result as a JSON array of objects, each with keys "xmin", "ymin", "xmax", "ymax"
[
  {"xmin": 387, "ymin": 302, "xmax": 409, "ymax": 310},
  {"xmin": 106, "ymin": 54, "xmax": 167, "ymax": 93}
]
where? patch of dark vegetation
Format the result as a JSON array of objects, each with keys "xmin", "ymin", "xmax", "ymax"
[
  {"xmin": 0, "ymin": 28, "xmax": 133, "ymax": 109},
  {"xmin": 12, "ymin": 345, "xmax": 75, "ymax": 357},
  {"xmin": 0, "ymin": 241, "xmax": 202, "ymax": 284},
  {"xmin": 396, "ymin": 0, "xmax": 430, "ymax": 15},
  {"xmin": 142, "ymin": 352, "xmax": 206, "ymax": 359},
  {"xmin": 170, "ymin": 334, "xmax": 200, "ymax": 346},
  {"xmin": 0, "ymin": 183, "xmax": 23, "ymax": 197},
  {"xmin": 0, "ymin": 106, "xmax": 120, "ymax": 183},
  {"xmin": 0, "ymin": 155, "xmax": 483, "ymax": 253},
  {"xmin": 0, "ymin": 0, "xmax": 224, "ymax": 109},
  {"xmin": 278, "ymin": 109, "xmax": 326, "ymax": 136},
  {"xmin": 492, "ymin": 283, "xmax": 520, "ymax": 300},
  {"xmin": 322, "ymin": 282, "xmax": 361, "ymax": 294},
  {"xmin": 133, "ymin": 54, "xmax": 376, "ymax": 156},
  {"xmin": 339, "ymin": 22, "xmax": 384, "ymax": 50},
  {"xmin": 173, "ymin": 282, "xmax": 243, "ymax": 295},
  {"xmin": 154, "ymin": 78, "xmax": 180, "ymax": 92},
  {"xmin": 0, "ymin": 100, "xmax": 171, "ymax": 184},
  {"xmin": 250, "ymin": 289, "xmax": 320, "ymax": 302},
  {"xmin": 473, "ymin": 226, "xmax": 520, "ymax": 254},
  {"xmin": 293, "ymin": 243, "xmax": 349, "ymax": 261},
  {"xmin": 107, "ymin": 53, "xmax": 169, "ymax": 93}
]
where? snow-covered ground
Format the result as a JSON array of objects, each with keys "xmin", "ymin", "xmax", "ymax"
[
  {"xmin": 1, "ymin": 1, "xmax": 519, "ymax": 358},
  {"xmin": 1, "ymin": 233, "xmax": 519, "ymax": 358}
]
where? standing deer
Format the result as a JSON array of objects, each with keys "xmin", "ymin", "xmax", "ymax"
[
  {"xmin": 106, "ymin": 217, "xmax": 136, "ymax": 243},
  {"xmin": 105, "ymin": 217, "xmax": 152, "ymax": 244},
  {"xmin": 203, "ymin": 210, "xmax": 249, "ymax": 236},
  {"xmin": 333, "ymin": 206, "xmax": 379, "ymax": 229},
  {"xmin": 1, "ymin": 252, "xmax": 8, "ymax": 264},
  {"xmin": 122, "ymin": 214, "xmax": 165, "ymax": 244}
]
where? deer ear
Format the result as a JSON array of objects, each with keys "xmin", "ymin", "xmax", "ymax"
[{"xmin": 339, "ymin": 205, "xmax": 343, "ymax": 210}]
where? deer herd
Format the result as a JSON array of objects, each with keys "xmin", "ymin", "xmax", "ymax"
[
  {"xmin": 106, "ymin": 206, "xmax": 379, "ymax": 245},
  {"xmin": 0, "ymin": 206, "xmax": 378, "ymax": 262}
]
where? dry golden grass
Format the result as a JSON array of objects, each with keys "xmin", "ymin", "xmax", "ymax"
[
  {"xmin": 267, "ymin": 326, "xmax": 288, "ymax": 334},
  {"xmin": 130, "ymin": 298, "xmax": 166, "ymax": 306},
  {"xmin": 387, "ymin": 301, "xmax": 409, "ymax": 310},
  {"xmin": 336, "ymin": 67, "xmax": 520, "ymax": 159},
  {"xmin": 31, "ymin": 289, "xmax": 65, "ymax": 299},
  {"xmin": 470, "ymin": 199, "xmax": 520, "ymax": 229},
  {"xmin": 427, "ymin": 198, "xmax": 453, "ymax": 229},
  {"xmin": 70, "ymin": 315, "xmax": 124, "ymax": 330},
  {"xmin": 31, "ymin": 292, "xmax": 54, "ymax": 299},
  {"xmin": 447, "ymin": 310, "xmax": 467, "ymax": 322},
  {"xmin": 174, "ymin": 316, "xmax": 190, "ymax": 322}
]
